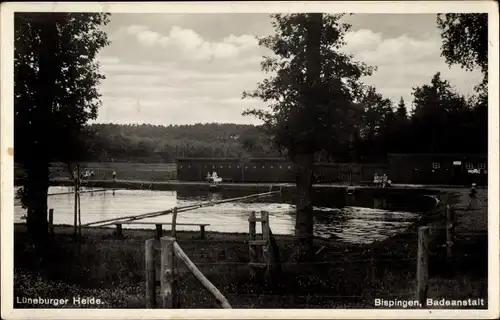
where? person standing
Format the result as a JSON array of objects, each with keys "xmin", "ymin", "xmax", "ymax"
[
  {"xmin": 112, "ymin": 169, "xmax": 117, "ymax": 181},
  {"xmin": 467, "ymin": 183, "xmax": 477, "ymax": 210}
]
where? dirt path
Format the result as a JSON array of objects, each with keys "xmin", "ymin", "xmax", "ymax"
[{"xmin": 442, "ymin": 187, "xmax": 488, "ymax": 233}]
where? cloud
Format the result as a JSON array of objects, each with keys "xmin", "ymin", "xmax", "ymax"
[
  {"xmin": 122, "ymin": 24, "xmax": 259, "ymax": 62},
  {"xmin": 341, "ymin": 28, "xmax": 483, "ymax": 105}
]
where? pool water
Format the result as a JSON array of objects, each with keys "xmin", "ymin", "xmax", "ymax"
[{"xmin": 14, "ymin": 186, "xmax": 426, "ymax": 244}]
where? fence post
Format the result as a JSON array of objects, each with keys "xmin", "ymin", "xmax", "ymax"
[
  {"xmin": 160, "ymin": 236, "xmax": 177, "ymax": 308},
  {"xmin": 115, "ymin": 224, "xmax": 123, "ymax": 238},
  {"xmin": 48, "ymin": 209, "xmax": 54, "ymax": 235},
  {"xmin": 145, "ymin": 239, "xmax": 156, "ymax": 308},
  {"xmin": 417, "ymin": 226, "xmax": 429, "ymax": 306},
  {"xmin": 446, "ymin": 205, "xmax": 455, "ymax": 260},
  {"xmin": 155, "ymin": 224, "xmax": 162, "ymax": 241},
  {"xmin": 261, "ymin": 211, "xmax": 270, "ymax": 263},
  {"xmin": 200, "ymin": 225, "xmax": 206, "ymax": 240},
  {"xmin": 171, "ymin": 208, "xmax": 178, "ymax": 238},
  {"xmin": 248, "ymin": 211, "xmax": 257, "ymax": 275}
]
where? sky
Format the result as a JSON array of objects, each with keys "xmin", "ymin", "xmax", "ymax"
[{"xmin": 95, "ymin": 13, "xmax": 484, "ymax": 126}]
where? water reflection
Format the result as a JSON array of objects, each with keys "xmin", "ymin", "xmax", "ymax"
[{"xmin": 13, "ymin": 186, "xmax": 427, "ymax": 244}]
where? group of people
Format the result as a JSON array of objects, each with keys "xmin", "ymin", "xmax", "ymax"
[
  {"xmin": 206, "ymin": 171, "xmax": 223, "ymax": 185},
  {"xmin": 73, "ymin": 169, "xmax": 117, "ymax": 181},
  {"xmin": 374, "ymin": 173, "xmax": 391, "ymax": 188}
]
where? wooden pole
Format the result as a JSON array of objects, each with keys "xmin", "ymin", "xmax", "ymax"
[
  {"xmin": 145, "ymin": 238, "xmax": 156, "ymax": 308},
  {"xmin": 171, "ymin": 207, "xmax": 178, "ymax": 238},
  {"xmin": 160, "ymin": 236, "xmax": 177, "ymax": 308},
  {"xmin": 200, "ymin": 225, "xmax": 206, "ymax": 240},
  {"xmin": 78, "ymin": 188, "xmax": 82, "ymax": 237},
  {"xmin": 417, "ymin": 226, "xmax": 429, "ymax": 305},
  {"xmin": 446, "ymin": 205, "xmax": 455, "ymax": 260},
  {"xmin": 115, "ymin": 224, "xmax": 123, "ymax": 238},
  {"xmin": 248, "ymin": 211, "xmax": 257, "ymax": 276},
  {"xmin": 155, "ymin": 224, "xmax": 162, "ymax": 240},
  {"xmin": 173, "ymin": 242, "xmax": 232, "ymax": 308},
  {"xmin": 261, "ymin": 211, "xmax": 270, "ymax": 263},
  {"xmin": 48, "ymin": 208, "xmax": 54, "ymax": 235},
  {"xmin": 74, "ymin": 165, "xmax": 80, "ymax": 237},
  {"xmin": 266, "ymin": 227, "xmax": 283, "ymax": 287},
  {"xmin": 84, "ymin": 189, "xmax": 280, "ymax": 227}
]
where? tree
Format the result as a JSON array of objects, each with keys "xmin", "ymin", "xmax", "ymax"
[
  {"xmin": 437, "ymin": 13, "xmax": 488, "ymax": 152},
  {"xmin": 395, "ymin": 97, "xmax": 408, "ymax": 124},
  {"xmin": 14, "ymin": 13, "xmax": 110, "ymax": 243},
  {"xmin": 409, "ymin": 72, "xmax": 470, "ymax": 153},
  {"xmin": 356, "ymin": 86, "xmax": 394, "ymax": 159},
  {"xmin": 437, "ymin": 13, "xmax": 488, "ymax": 78},
  {"xmin": 242, "ymin": 13, "xmax": 374, "ymax": 259}
]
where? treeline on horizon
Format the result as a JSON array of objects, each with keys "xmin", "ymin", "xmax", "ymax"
[{"xmin": 78, "ymin": 72, "xmax": 487, "ymax": 164}]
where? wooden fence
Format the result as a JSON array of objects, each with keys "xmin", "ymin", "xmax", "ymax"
[
  {"xmin": 248, "ymin": 210, "xmax": 282, "ymax": 284},
  {"xmin": 416, "ymin": 205, "xmax": 460, "ymax": 304},
  {"xmin": 145, "ymin": 236, "xmax": 232, "ymax": 309}
]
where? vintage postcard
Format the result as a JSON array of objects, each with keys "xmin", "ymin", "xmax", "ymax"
[{"xmin": 1, "ymin": 1, "xmax": 499, "ymax": 319}]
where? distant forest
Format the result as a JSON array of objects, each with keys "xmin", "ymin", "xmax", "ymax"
[
  {"xmin": 83, "ymin": 123, "xmax": 281, "ymax": 163},
  {"xmin": 80, "ymin": 74, "xmax": 487, "ymax": 164}
]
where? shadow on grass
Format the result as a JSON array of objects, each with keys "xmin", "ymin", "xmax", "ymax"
[{"xmin": 13, "ymin": 223, "xmax": 487, "ymax": 309}]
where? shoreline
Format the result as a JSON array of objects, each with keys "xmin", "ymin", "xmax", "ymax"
[{"xmin": 14, "ymin": 177, "xmax": 458, "ymax": 194}]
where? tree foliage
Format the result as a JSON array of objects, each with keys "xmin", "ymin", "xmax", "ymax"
[
  {"xmin": 437, "ymin": 13, "xmax": 488, "ymax": 107},
  {"xmin": 14, "ymin": 13, "xmax": 110, "ymax": 239},
  {"xmin": 82, "ymin": 123, "xmax": 278, "ymax": 162},
  {"xmin": 437, "ymin": 13, "xmax": 488, "ymax": 76},
  {"xmin": 242, "ymin": 13, "xmax": 375, "ymax": 158}
]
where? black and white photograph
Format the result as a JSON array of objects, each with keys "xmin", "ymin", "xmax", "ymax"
[{"xmin": 1, "ymin": 1, "xmax": 498, "ymax": 319}]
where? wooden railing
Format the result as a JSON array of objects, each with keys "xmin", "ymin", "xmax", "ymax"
[
  {"xmin": 83, "ymin": 189, "xmax": 280, "ymax": 227},
  {"xmin": 114, "ymin": 221, "xmax": 209, "ymax": 240},
  {"xmin": 145, "ymin": 236, "xmax": 232, "ymax": 309}
]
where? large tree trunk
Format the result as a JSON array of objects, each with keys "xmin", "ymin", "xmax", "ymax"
[
  {"xmin": 25, "ymin": 160, "xmax": 50, "ymax": 247},
  {"xmin": 293, "ymin": 153, "xmax": 315, "ymax": 261},
  {"xmin": 24, "ymin": 17, "xmax": 57, "ymax": 250},
  {"xmin": 290, "ymin": 13, "xmax": 322, "ymax": 261}
]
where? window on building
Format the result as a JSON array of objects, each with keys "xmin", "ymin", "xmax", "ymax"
[
  {"xmin": 479, "ymin": 163, "xmax": 486, "ymax": 169},
  {"xmin": 466, "ymin": 163, "xmax": 473, "ymax": 170},
  {"xmin": 432, "ymin": 162, "xmax": 440, "ymax": 169}
]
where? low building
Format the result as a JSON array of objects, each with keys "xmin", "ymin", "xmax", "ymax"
[
  {"xmin": 387, "ymin": 153, "xmax": 487, "ymax": 185},
  {"xmin": 177, "ymin": 154, "xmax": 487, "ymax": 185}
]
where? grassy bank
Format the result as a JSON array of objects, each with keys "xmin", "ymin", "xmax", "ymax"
[
  {"xmin": 15, "ymin": 162, "xmax": 178, "ymax": 182},
  {"xmin": 13, "ymin": 188, "xmax": 487, "ymax": 309}
]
